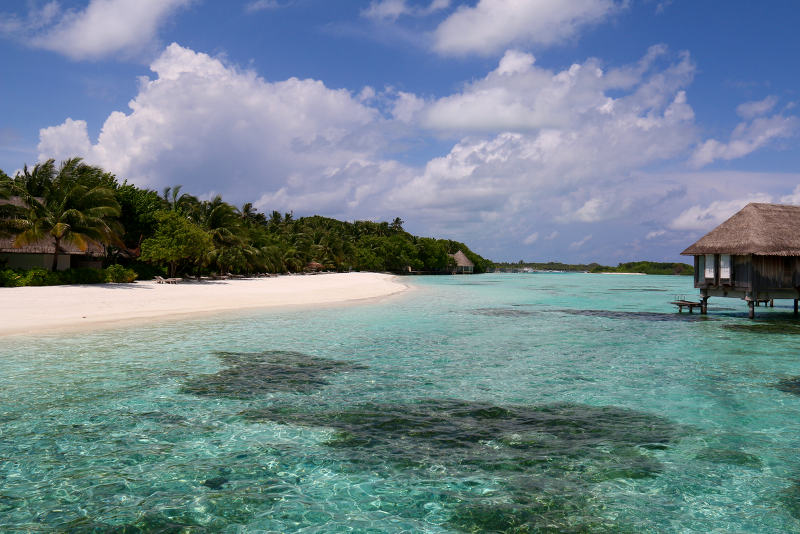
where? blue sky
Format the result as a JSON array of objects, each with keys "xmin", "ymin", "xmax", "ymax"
[{"xmin": 1, "ymin": 0, "xmax": 799, "ymax": 263}]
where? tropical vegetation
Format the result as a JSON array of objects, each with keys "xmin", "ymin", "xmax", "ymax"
[{"xmin": 0, "ymin": 158, "xmax": 491, "ymax": 284}]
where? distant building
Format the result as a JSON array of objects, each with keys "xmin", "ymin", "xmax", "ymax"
[
  {"xmin": 681, "ymin": 202, "xmax": 800, "ymax": 318},
  {"xmin": 0, "ymin": 198, "xmax": 105, "ymax": 271},
  {"xmin": 449, "ymin": 250, "xmax": 474, "ymax": 274},
  {"xmin": 0, "ymin": 236, "xmax": 104, "ymax": 271}
]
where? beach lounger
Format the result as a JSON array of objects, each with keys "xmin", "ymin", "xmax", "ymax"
[{"xmin": 155, "ymin": 276, "xmax": 166, "ymax": 284}]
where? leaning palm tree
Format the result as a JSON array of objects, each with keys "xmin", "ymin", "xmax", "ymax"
[{"xmin": 12, "ymin": 158, "xmax": 122, "ymax": 271}]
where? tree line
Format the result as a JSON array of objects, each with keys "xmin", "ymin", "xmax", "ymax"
[{"xmin": 0, "ymin": 158, "xmax": 491, "ymax": 278}]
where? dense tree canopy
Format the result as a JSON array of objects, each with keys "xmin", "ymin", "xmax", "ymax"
[
  {"xmin": 6, "ymin": 159, "xmax": 121, "ymax": 270},
  {"xmin": 0, "ymin": 159, "xmax": 491, "ymax": 277}
]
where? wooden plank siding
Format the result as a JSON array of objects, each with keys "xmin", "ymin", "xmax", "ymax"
[
  {"xmin": 693, "ymin": 254, "xmax": 800, "ymax": 292},
  {"xmin": 752, "ymin": 256, "xmax": 800, "ymax": 290}
]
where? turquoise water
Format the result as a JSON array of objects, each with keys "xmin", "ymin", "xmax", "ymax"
[{"xmin": 2, "ymin": 273, "xmax": 800, "ymax": 532}]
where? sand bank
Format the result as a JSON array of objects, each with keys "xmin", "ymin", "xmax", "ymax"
[{"xmin": 0, "ymin": 273, "xmax": 406, "ymax": 337}]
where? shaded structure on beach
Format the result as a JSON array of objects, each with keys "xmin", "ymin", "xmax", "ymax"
[
  {"xmin": 449, "ymin": 250, "xmax": 474, "ymax": 274},
  {"xmin": 681, "ymin": 203, "xmax": 800, "ymax": 318}
]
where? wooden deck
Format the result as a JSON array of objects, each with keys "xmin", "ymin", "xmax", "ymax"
[{"xmin": 670, "ymin": 299, "xmax": 704, "ymax": 313}]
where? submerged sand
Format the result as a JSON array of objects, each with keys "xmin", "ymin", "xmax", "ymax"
[{"xmin": 0, "ymin": 273, "xmax": 406, "ymax": 337}]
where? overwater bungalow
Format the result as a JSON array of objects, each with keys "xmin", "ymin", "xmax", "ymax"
[
  {"xmin": 681, "ymin": 202, "xmax": 800, "ymax": 318},
  {"xmin": 449, "ymin": 250, "xmax": 474, "ymax": 274}
]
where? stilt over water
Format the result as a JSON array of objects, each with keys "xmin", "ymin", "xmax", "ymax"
[{"xmin": 680, "ymin": 203, "xmax": 800, "ymax": 320}]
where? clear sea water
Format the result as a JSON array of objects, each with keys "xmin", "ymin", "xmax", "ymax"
[{"xmin": 2, "ymin": 273, "xmax": 800, "ymax": 533}]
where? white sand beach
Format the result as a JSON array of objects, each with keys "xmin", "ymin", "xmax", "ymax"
[{"xmin": 0, "ymin": 273, "xmax": 407, "ymax": 337}]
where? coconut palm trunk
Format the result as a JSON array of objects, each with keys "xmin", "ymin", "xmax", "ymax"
[{"xmin": 51, "ymin": 237, "xmax": 62, "ymax": 271}]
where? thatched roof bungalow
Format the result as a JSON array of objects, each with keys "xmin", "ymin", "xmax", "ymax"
[
  {"xmin": 449, "ymin": 250, "xmax": 474, "ymax": 274},
  {"xmin": 0, "ymin": 236, "xmax": 105, "ymax": 271},
  {"xmin": 681, "ymin": 202, "xmax": 800, "ymax": 317}
]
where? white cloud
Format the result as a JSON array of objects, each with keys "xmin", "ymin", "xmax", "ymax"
[
  {"xmin": 569, "ymin": 234, "xmax": 592, "ymax": 249},
  {"xmin": 690, "ymin": 113, "xmax": 798, "ymax": 168},
  {"xmin": 388, "ymin": 48, "xmax": 697, "ymax": 225},
  {"xmin": 736, "ymin": 95, "xmax": 778, "ymax": 119},
  {"xmin": 27, "ymin": 0, "xmax": 191, "ymax": 60},
  {"xmin": 433, "ymin": 0, "xmax": 621, "ymax": 56},
  {"xmin": 523, "ymin": 232, "xmax": 539, "ymax": 245},
  {"xmin": 420, "ymin": 46, "xmax": 694, "ymax": 133},
  {"xmin": 38, "ymin": 43, "xmax": 386, "ymax": 211},
  {"xmin": 363, "ymin": 0, "xmax": 450, "ymax": 21},
  {"xmin": 780, "ymin": 185, "xmax": 800, "ymax": 205},
  {"xmin": 245, "ymin": 0, "xmax": 283, "ymax": 12},
  {"xmin": 35, "ymin": 42, "xmax": 799, "ymax": 262},
  {"xmin": 645, "ymin": 229, "xmax": 666, "ymax": 239},
  {"xmin": 0, "ymin": 2, "xmax": 60, "ymax": 35},
  {"xmin": 38, "ymin": 118, "xmax": 92, "ymax": 161},
  {"xmin": 669, "ymin": 194, "xmax": 773, "ymax": 231}
]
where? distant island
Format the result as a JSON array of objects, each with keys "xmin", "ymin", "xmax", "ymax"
[{"xmin": 491, "ymin": 260, "xmax": 694, "ymax": 276}]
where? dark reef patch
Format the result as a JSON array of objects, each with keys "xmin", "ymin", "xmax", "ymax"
[
  {"xmin": 723, "ymin": 322, "xmax": 800, "ymax": 335},
  {"xmin": 609, "ymin": 288, "xmax": 668, "ymax": 292},
  {"xmin": 243, "ymin": 399, "xmax": 681, "ymax": 532},
  {"xmin": 550, "ymin": 309, "xmax": 713, "ymax": 322},
  {"xmin": 781, "ymin": 480, "xmax": 800, "ymax": 520},
  {"xmin": 472, "ymin": 308, "xmax": 540, "ymax": 317},
  {"xmin": 774, "ymin": 377, "xmax": 800, "ymax": 396},
  {"xmin": 181, "ymin": 350, "xmax": 368, "ymax": 398},
  {"xmin": 695, "ymin": 447, "xmax": 762, "ymax": 468}
]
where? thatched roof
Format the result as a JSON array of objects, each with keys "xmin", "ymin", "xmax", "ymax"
[
  {"xmin": 0, "ymin": 236, "xmax": 105, "ymax": 256},
  {"xmin": 0, "ymin": 197, "xmax": 105, "ymax": 256},
  {"xmin": 681, "ymin": 203, "xmax": 800, "ymax": 256},
  {"xmin": 450, "ymin": 250, "xmax": 474, "ymax": 267}
]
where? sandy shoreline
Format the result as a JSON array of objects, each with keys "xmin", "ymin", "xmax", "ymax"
[{"xmin": 0, "ymin": 273, "xmax": 407, "ymax": 337}]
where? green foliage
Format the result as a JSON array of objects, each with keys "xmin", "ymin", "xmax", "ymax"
[
  {"xmin": 125, "ymin": 260, "xmax": 166, "ymax": 280},
  {"xmin": 140, "ymin": 210, "xmax": 212, "ymax": 276},
  {"xmin": 590, "ymin": 261, "xmax": 694, "ymax": 275},
  {"xmin": 495, "ymin": 260, "xmax": 694, "ymax": 276},
  {"xmin": 114, "ymin": 182, "xmax": 163, "ymax": 248},
  {"xmin": 104, "ymin": 264, "xmax": 138, "ymax": 283},
  {"xmin": 9, "ymin": 158, "xmax": 122, "ymax": 271},
  {"xmin": 0, "ymin": 266, "xmax": 138, "ymax": 287},
  {"xmin": 3, "ymin": 158, "xmax": 492, "ymax": 278}
]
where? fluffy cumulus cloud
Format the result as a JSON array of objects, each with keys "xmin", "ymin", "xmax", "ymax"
[
  {"xmin": 7, "ymin": 0, "xmax": 191, "ymax": 60},
  {"xmin": 433, "ymin": 0, "xmax": 621, "ymax": 56},
  {"xmin": 389, "ymin": 46, "xmax": 697, "ymax": 222},
  {"xmin": 690, "ymin": 96, "xmax": 798, "ymax": 168},
  {"xmin": 669, "ymin": 194, "xmax": 773, "ymax": 231},
  {"xmin": 36, "ymin": 42, "xmax": 800, "ymax": 261},
  {"xmin": 38, "ymin": 44, "xmax": 390, "ymax": 215}
]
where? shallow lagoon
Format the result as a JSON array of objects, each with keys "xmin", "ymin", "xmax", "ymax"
[{"xmin": 2, "ymin": 273, "xmax": 800, "ymax": 532}]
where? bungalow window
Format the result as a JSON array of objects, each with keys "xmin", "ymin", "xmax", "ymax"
[
  {"xmin": 704, "ymin": 254, "xmax": 716, "ymax": 279},
  {"xmin": 719, "ymin": 254, "xmax": 731, "ymax": 280}
]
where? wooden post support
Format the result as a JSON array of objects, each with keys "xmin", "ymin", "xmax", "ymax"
[
  {"xmin": 770, "ymin": 299, "xmax": 774, "ymax": 308},
  {"xmin": 794, "ymin": 299, "xmax": 798, "ymax": 315},
  {"xmin": 748, "ymin": 300, "xmax": 755, "ymax": 319},
  {"xmin": 701, "ymin": 297, "xmax": 708, "ymax": 315}
]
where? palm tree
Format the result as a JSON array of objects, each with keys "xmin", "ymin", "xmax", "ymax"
[
  {"xmin": 193, "ymin": 195, "xmax": 245, "ymax": 273},
  {"xmin": 0, "ymin": 173, "xmax": 22, "ymax": 238},
  {"xmin": 12, "ymin": 158, "xmax": 122, "ymax": 271},
  {"xmin": 161, "ymin": 185, "xmax": 198, "ymax": 214}
]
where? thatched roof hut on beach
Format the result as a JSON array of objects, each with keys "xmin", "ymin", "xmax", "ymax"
[
  {"xmin": 449, "ymin": 250, "xmax": 474, "ymax": 274},
  {"xmin": 681, "ymin": 202, "xmax": 800, "ymax": 318}
]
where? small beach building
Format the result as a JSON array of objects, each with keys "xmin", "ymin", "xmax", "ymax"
[
  {"xmin": 681, "ymin": 202, "xmax": 800, "ymax": 318},
  {"xmin": 0, "ymin": 237, "xmax": 105, "ymax": 271},
  {"xmin": 449, "ymin": 250, "xmax": 474, "ymax": 274}
]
